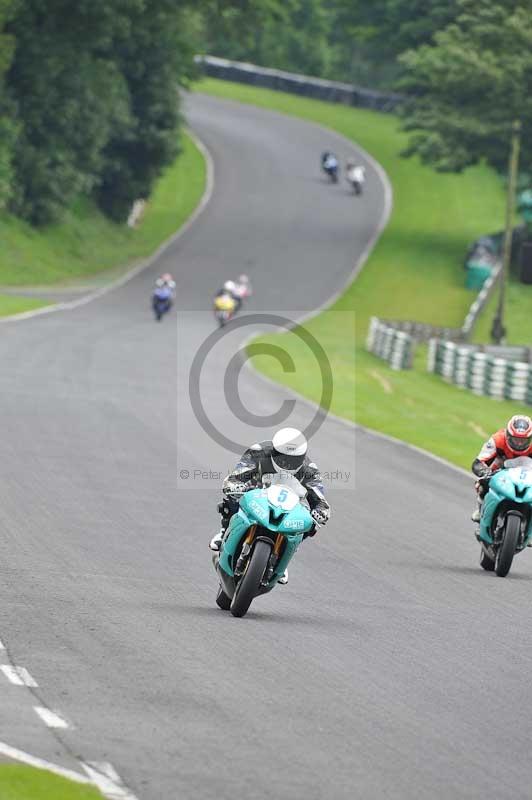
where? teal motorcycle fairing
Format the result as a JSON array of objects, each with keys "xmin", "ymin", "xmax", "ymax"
[
  {"xmin": 479, "ymin": 461, "xmax": 532, "ymax": 545},
  {"xmin": 217, "ymin": 478, "xmax": 314, "ymax": 598}
]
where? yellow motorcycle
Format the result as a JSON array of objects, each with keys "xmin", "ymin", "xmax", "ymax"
[{"xmin": 213, "ymin": 293, "xmax": 237, "ymax": 328}]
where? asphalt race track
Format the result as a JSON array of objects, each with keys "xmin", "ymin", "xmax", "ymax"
[{"xmin": 1, "ymin": 93, "xmax": 532, "ymax": 800}]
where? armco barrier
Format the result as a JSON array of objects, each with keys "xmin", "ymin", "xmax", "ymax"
[
  {"xmin": 366, "ymin": 255, "xmax": 502, "ymax": 370},
  {"xmin": 428, "ymin": 339, "xmax": 532, "ymax": 404},
  {"xmin": 195, "ymin": 55, "xmax": 402, "ymax": 113},
  {"xmin": 461, "ymin": 263, "xmax": 501, "ymax": 339},
  {"xmin": 366, "ymin": 317, "xmax": 415, "ymax": 370}
]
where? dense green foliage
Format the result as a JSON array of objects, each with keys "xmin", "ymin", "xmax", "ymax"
[
  {"xmin": 199, "ymin": 0, "xmax": 460, "ymax": 87},
  {"xmin": 200, "ymin": 0, "xmax": 532, "ymax": 181},
  {"xmin": 0, "ymin": 0, "xmax": 17, "ymax": 209},
  {"xmin": 0, "ymin": 131, "xmax": 205, "ymax": 285},
  {"xmin": 2, "ymin": 0, "xmax": 199, "ymax": 225},
  {"xmin": 326, "ymin": 0, "xmax": 459, "ymax": 88},
  {"xmin": 400, "ymin": 0, "xmax": 532, "ymax": 175},
  {"xmin": 2, "ymin": 0, "xmax": 530, "ymax": 232}
]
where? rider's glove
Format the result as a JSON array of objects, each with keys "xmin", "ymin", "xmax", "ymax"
[
  {"xmin": 311, "ymin": 505, "xmax": 330, "ymax": 527},
  {"xmin": 224, "ymin": 480, "xmax": 252, "ymax": 497},
  {"xmin": 477, "ymin": 464, "xmax": 492, "ymax": 479}
]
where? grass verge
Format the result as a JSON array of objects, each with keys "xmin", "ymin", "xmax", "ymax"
[
  {"xmin": 198, "ymin": 78, "xmax": 532, "ymax": 470},
  {"xmin": 473, "ymin": 278, "xmax": 532, "ymax": 344},
  {"xmin": 0, "ymin": 131, "xmax": 206, "ymax": 287},
  {"xmin": 0, "ymin": 765, "xmax": 102, "ymax": 800},
  {"xmin": 0, "ymin": 295, "xmax": 48, "ymax": 317}
]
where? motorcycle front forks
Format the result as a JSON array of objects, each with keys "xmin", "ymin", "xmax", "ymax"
[
  {"xmin": 263, "ymin": 534, "xmax": 284, "ymax": 586},
  {"xmin": 235, "ymin": 526, "xmax": 257, "ymax": 577}
]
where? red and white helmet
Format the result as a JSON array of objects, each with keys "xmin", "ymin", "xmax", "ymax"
[
  {"xmin": 238, "ymin": 274, "xmax": 249, "ymax": 284},
  {"xmin": 162, "ymin": 273, "xmax": 173, "ymax": 283},
  {"xmin": 506, "ymin": 415, "xmax": 532, "ymax": 453}
]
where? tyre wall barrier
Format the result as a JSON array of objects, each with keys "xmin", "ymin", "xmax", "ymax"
[
  {"xmin": 427, "ymin": 339, "xmax": 532, "ymax": 404},
  {"xmin": 366, "ymin": 317, "xmax": 415, "ymax": 370},
  {"xmin": 195, "ymin": 55, "xmax": 402, "ymax": 113},
  {"xmin": 375, "ymin": 318, "xmax": 464, "ymax": 343}
]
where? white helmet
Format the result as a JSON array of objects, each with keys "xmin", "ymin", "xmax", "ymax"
[
  {"xmin": 271, "ymin": 428, "xmax": 307, "ymax": 474},
  {"xmin": 223, "ymin": 280, "xmax": 236, "ymax": 292}
]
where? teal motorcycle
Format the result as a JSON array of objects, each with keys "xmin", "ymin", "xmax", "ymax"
[
  {"xmin": 478, "ymin": 457, "xmax": 532, "ymax": 577},
  {"xmin": 213, "ymin": 474, "xmax": 315, "ymax": 617}
]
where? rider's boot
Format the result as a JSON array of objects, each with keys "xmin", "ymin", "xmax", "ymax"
[
  {"xmin": 471, "ymin": 496, "xmax": 482, "ymax": 523},
  {"xmin": 209, "ymin": 529, "xmax": 225, "ymax": 551},
  {"xmin": 277, "ymin": 569, "xmax": 288, "ymax": 585}
]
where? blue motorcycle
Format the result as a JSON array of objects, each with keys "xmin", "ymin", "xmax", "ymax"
[
  {"xmin": 478, "ymin": 457, "xmax": 532, "ymax": 576},
  {"xmin": 321, "ymin": 152, "xmax": 339, "ymax": 183},
  {"xmin": 213, "ymin": 474, "xmax": 316, "ymax": 617},
  {"xmin": 152, "ymin": 286, "xmax": 172, "ymax": 321}
]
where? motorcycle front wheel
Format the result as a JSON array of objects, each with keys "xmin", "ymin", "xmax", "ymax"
[
  {"xmin": 230, "ymin": 540, "xmax": 271, "ymax": 618},
  {"xmin": 495, "ymin": 515, "xmax": 520, "ymax": 577}
]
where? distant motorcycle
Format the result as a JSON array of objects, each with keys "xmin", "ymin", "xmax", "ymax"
[
  {"xmin": 478, "ymin": 456, "xmax": 532, "ymax": 576},
  {"xmin": 212, "ymin": 474, "xmax": 315, "ymax": 617},
  {"xmin": 346, "ymin": 165, "xmax": 365, "ymax": 196},
  {"xmin": 321, "ymin": 152, "xmax": 339, "ymax": 184},
  {"xmin": 347, "ymin": 177, "xmax": 363, "ymax": 195},
  {"xmin": 213, "ymin": 293, "xmax": 237, "ymax": 328},
  {"xmin": 152, "ymin": 286, "xmax": 172, "ymax": 321}
]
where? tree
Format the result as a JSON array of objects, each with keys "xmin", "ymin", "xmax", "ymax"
[
  {"xmin": 0, "ymin": 0, "xmax": 17, "ymax": 209},
  {"xmin": 5, "ymin": 0, "xmax": 135, "ymax": 224},
  {"xmin": 399, "ymin": 0, "xmax": 532, "ymax": 175},
  {"xmin": 254, "ymin": 0, "xmax": 333, "ymax": 77},
  {"xmin": 95, "ymin": 1, "xmax": 195, "ymax": 221},
  {"xmin": 325, "ymin": 0, "xmax": 459, "ymax": 88},
  {"xmin": 199, "ymin": 0, "xmax": 287, "ymax": 64}
]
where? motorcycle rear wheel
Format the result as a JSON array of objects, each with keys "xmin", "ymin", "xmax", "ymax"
[
  {"xmin": 230, "ymin": 540, "xmax": 271, "ymax": 618},
  {"xmin": 495, "ymin": 515, "xmax": 520, "ymax": 577}
]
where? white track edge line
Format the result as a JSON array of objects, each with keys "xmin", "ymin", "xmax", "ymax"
[
  {"xmin": 0, "ymin": 125, "xmax": 215, "ymax": 325},
  {"xmin": 0, "ymin": 740, "xmax": 90, "ymax": 784},
  {"xmin": 82, "ymin": 761, "xmax": 139, "ymax": 800},
  {"xmin": 0, "ymin": 664, "xmax": 38, "ymax": 687},
  {"xmin": 33, "ymin": 706, "xmax": 69, "ymax": 729}
]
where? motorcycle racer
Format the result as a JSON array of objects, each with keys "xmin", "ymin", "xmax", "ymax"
[
  {"xmin": 346, "ymin": 159, "xmax": 366, "ymax": 190},
  {"xmin": 234, "ymin": 274, "xmax": 252, "ymax": 302},
  {"xmin": 214, "ymin": 280, "xmax": 238, "ymax": 301},
  {"xmin": 471, "ymin": 414, "xmax": 532, "ymax": 522},
  {"xmin": 321, "ymin": 151, "xmax": 339, "ymax": 180},
  {"xmin": 155, "ymin": 273, "xmax": 176, "ymax": 294},
  {"xmin": 209, "ymin": 428, "xmax": 331, "ymax": 584}
]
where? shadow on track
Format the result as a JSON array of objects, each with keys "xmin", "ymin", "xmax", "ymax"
[
  {"xmin": 420, "ymin": 563, "xmax": 532, "ymax": 580},
  {"xmin": 179, "ymin": 604, "xmax": 362, "ymax": 630}
]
